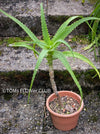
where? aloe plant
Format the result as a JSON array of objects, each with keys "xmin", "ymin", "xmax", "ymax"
[{"xmin": 0, "ymin": 3, "xmax": 100, "ymax": 108}]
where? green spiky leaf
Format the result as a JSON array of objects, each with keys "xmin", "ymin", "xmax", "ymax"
[
  {"xmin": 53, "ymin": 50, "xmax": 83, "ymax": 100},
  {"xmin": 9, "ymin": 41, "xmax": 39, "ymax": 55},
  {"xmin": 40, "ymin": 3, "xmax": 50, "ymax": 44},
  {"xmin": 53, "ymin": 39, "xmax": 74, "ymax": 57},
  {"xmin": 53, "ymin": 17, "xmax": 100, "ymax": 42},
  {"xmin": 52, "ymin": 16, "xmax": 80, "ymax": 42},
  {"xmin": 63, "ymin": 51, "xmax": 100, "ymax": 79},
  {"xmin": 28, "ymin": 49, "xmax": 48, "ymax": 103}
]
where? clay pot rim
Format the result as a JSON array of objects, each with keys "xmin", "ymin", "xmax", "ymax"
[{"xmin": 46, "ymin": 91, "xmax": 84, "ymax": 118}]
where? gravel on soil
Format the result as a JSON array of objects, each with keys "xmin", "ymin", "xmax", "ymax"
[{"xmin": 49, "ymin": 95, "xmax": 80, "ymax": 115}]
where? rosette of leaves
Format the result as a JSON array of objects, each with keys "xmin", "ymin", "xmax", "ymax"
[{"xmin": 0, "ymin": 3, "xmax": 100, "ymax": 108}]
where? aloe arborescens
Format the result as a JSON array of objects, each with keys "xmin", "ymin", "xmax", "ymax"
[{"xmin": 0, "ymin": 3, "xmax": 100, "ymax": 109}]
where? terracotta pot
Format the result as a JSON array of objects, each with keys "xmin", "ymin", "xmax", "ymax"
[{"xmin": 46, "ymin": 91, "xmax": 84, "ymax": 131}]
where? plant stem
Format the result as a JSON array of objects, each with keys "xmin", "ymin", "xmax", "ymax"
[{"xmin": 48, "ymin": 55, "xmax": 63, "ymax": 108}]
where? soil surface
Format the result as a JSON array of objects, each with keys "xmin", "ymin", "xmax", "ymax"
[{"xmin": 49, "ymin": 95, "xmax": 80, "ymax": 115}]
